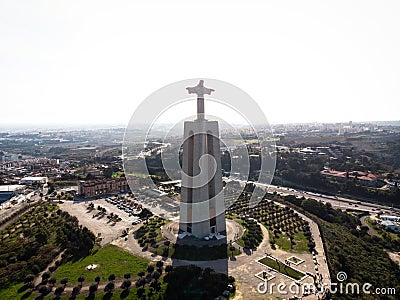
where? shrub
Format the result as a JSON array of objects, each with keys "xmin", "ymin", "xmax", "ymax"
[
  {"xmin": 108, "ymin": 273, "xmax": 116, "ymax": 281},
  {"xmin": 104, "ymin": 281, "xmax": 115, "ymax": 293},
  {"xmin": 54, "ymin": 286, "xmax": 64, "ymax": 296},
  {"xmin": 89, "ymin": 283, "xmax": 98, "ymax": 294}
]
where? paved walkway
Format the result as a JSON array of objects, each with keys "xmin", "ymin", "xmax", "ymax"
[
  {"xmin": 115, "ymin": 217, "xmax": 326, "ymax": 299},
  {"xmin": 161, "ymin": 219, "xmax": 244, "ymax": 245},
  {"xmin": 60, "ymin": 199, "xmax": 330, "ymax": 299},
  {"xmin": 360, "ymin": 215, "xmax": 378, "ymax": 237}
]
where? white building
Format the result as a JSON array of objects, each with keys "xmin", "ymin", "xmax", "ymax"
[
  {"xmin": 0, "ymin": 185, "xmax": 25, "ymax": 194},
  {"xmin": 381, "ymin": 220, "xmax": 400, "ymax": 232},
  {"xmin": 380, "ymin": 215, "xmax": 400, "ymax": 222},
  {"xmin": 20, "ymin": 176, "xmax": 48, "ymax": 185}
]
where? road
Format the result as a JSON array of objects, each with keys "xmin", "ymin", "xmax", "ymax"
[
  {"xmin": 229, "ymin": 178, "xmax": 400, "ymax": 215},
  {"xmin": 360, "ymin": 215, "xmax": 378, "ymax": 237}
]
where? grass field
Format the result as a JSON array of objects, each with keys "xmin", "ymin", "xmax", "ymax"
[
  {"xmin": 234, "ymin": 218, "xmax": 263, "ymax": 249},
  {"xmin": 135, "ymin": 217, "xmax": 167, "ymax": 248},
  {"xmin": 53, "ymin": 245, "xmax": 149, "ymax": 284},
  {"xmin": 0, "ymin": 245, "xmax": 161, "ymax": 300},
  {"xmin": 366, "ymin": 217, "xmax": 400, "ymax": 242},
  {"xmin": 258, "ymin": 256, "xmax": 305, "ymax": 281},
  {"xmin": 0, "ymin": 281, "xmax": 168, "ymax": 300},
  {"xmin": 0, "ymin": 283, "xmax": 27, "ymax": 300},
  {"xmin": 273, "ymin": 231, "xmax": 309, "ymax": 253}
]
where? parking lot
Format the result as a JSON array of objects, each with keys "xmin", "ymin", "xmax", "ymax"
[{"xmin": 59, "ymin": 197, "xmax": 143, "ymax": 245}]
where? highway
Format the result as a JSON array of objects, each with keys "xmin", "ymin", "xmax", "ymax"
[{"xmin": 228, "ymin": 178, "xmax": 400, "ymax": 216}]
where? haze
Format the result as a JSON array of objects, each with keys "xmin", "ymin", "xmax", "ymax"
[{"xmin": 1, "ymin": 1, "xmax": 400, "ymax": 127}]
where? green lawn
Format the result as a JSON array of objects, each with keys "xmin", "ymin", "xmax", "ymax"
[
  {"xmin": 258, "ymin": 256, "xmax": 305, "ymax": 281},
  {"xmin": 0, "ymin": 244, "xmax": 164, "ymax": 300},
  {"xmin": 135, "ymin": 217, "xmax": 167, "ymax": 247},
  {"xmin": 149, "ymin": 243, "xmax": 175, "ymax": 257},
  {"xmin": 273, "ymin": 231, "xmax": 308, "ymax": 253},
  {"xmin": 234, "ymin": 218, "xmax": 263, "ymax": 249},
  {"xmin": 0, "ymin": 281, "xmax": 168, "ymax": 300},
  {"xmin": 0, "ymin": 283, "xmax": 33, "ymax": 300},
  {"xmin": 53, "ymin": 245, "xmax": 149, "ymax": 284},
  {"xmin": 366, "ymin": 217, "xmax": 400, "ymax": 242},
  {"xmin": 57, "ymin": 287, "xmax": 168, "ymax": 300}
]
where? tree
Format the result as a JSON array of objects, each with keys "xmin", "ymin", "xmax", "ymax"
[
  {"xmin": 121, "ymin": 279, "xmax": 132, "ymax": 290},
  {"xmin": 104, "ymin": 281, "xmax": 115, "ymax": 293},
  {"xmin": 156, "ymin": 260, "xmax": 164, "ymax": 270},
  {"xmin": 60, "ymin": 278, "xmax": 68, "ymax": 287},
  {"xmin": 49, "ymin": 277, "xmax": 57, "ymax": 286},
  {"xmin": 230, "ymin": 245, "xmax": 236, "ymax": 258},
  {"xmin": 124, "ymin": 273, "xmax": 131, "ymax": 279},
  {"xmin": 24, "ymin": 274, "xmax": 35, "ymax": 287},
  {"xmin": 32, "ymin": 264, "xmax": 40, "ymax": 275},
  {"xmin": 78, "ymin": 275, "xmax": 85, "ymax": 286},
  {"xmin": 38, "ymin": 285, "xmax": 48, "ymax": 295},
  {"xmin": 41, "ymin": 271, "xmax": 51, "ymax": 281},
  {"xmin": 165, "ymin": 265, "xmax": 173, "ymax": 274},
  {"xmin": 152, "ymin": 271, "xmax": 161, "ymax": 283},
  {"xmin": 54, "ymin": 286, "xmax": 64, "ymax": 297},
  {"xmin": 72, "ymin": 285, "xmax": 81, "ymax": 296},
  {"xmin": 138, "ymin": 271, "xmax": 145, "ymax": 278},
  {"xmin": 136, "ymin": 278, "xmax": 146, "ymax": 288},
  {"xmin": 89, "ymin": 283, "xmax": 98, "ymax": 294},
  {"xmin": 94, "ymin": 275, "xmax": 101, "ymax": 285},
  {"xmin": 147, "ymin": 265, "xmax": 154, "ymax": 274},
  {"xmin": 108, "ymin": 273, "xmax": 116, "ymax": 281}
]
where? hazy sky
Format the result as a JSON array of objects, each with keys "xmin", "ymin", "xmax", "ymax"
[{"xmin": 1, "ymin": 1, "xmax": 400, "ymax": 127}]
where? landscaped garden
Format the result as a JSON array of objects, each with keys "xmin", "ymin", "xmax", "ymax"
[
  {"xmin": 286, "ymin": 255, "xmax": 304, "ymax": 266},
  {"xmin": 133, "ymin": 215, "xmax": 241, "ymax": 260},
  {"xmin": 234, "ymin": 217, "xmax": 263, "ymax": 250},
  {"xmin": 227, "ymin": 191, "xmax": 314, "ymax": 253},
  {"xmin": 0, "ymin": 202, "xmax": 95, "ymax": 298},
  {"xmin": 258, "ymin": 256, "xmax": 306, "ymax": 281},
  {"xmin": 135, "ymin": 216, "xmax": 167, "ymax": 248},
  {"xmin": 272, "ymin": 231, "xmax": 309, "ymax": 253},
  {"xmin": 52, "ymin": 244, "xmax": 148, "ymax": 284}
]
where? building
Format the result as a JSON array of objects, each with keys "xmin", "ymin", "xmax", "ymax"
[
  {"xmin": 179, "ymin": 80, "xmax": 226, "ymax": 239},
  {"xmin": 380, "ymin": 220, "xmax": 400, "ymax": 232},
  {"xmin": 145, "ymin": 189, "xmax": 167, "ymax": 197},
  {"xmin": 380, "ymin": 215, "xmax": 400, "ymax": 222},
  {"xmin": 0, "ymin": 185, "xmax": 25, "ymax": 204},
  {"xmin": 19, "ymin": 176, "xmax": 48, "ymax": 185},
  {"xmin": 160, "ymin": 179, "xmax": 182, "ymax": 193},
  {"xmin": 0, "ymin": 184, "xmax": 25, "ymax": 194},
  {"xmin": 78, "ymin": 178, "xmax": 128, "ymax": 198},
  {"xmin": 320, "ymin": 169, "xmax": 378, "ymax": 186}
]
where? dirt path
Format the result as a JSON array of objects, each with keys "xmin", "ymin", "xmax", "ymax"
[
  {"xmin": 386, "ymin": 250, "xmax": 400, "ymax": 266},
  {"xmin": 34, "ymin": 250, "xmax": 66, "ymax": 287},
  {"xmin": 0, "ymin": 205, "xmax": 35, "ymax": 231}
]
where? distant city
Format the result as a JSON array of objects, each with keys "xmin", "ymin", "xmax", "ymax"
[{"xmin": 0, "ymin": 119, "xmax": 399, "ymax": 299}]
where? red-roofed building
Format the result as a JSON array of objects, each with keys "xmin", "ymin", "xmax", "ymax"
[
  {"xmin": 78, "ymin": 178, "xmax": 128, "ymax": 198},
  {"xmin": 321, "ymin": 169, "xmax": 378, "ymax": 186}
]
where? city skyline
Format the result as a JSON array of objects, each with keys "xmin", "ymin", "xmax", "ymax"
[{"xmin": 2, "ymin": 1, "xmax": 400, "ymax": 126}]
